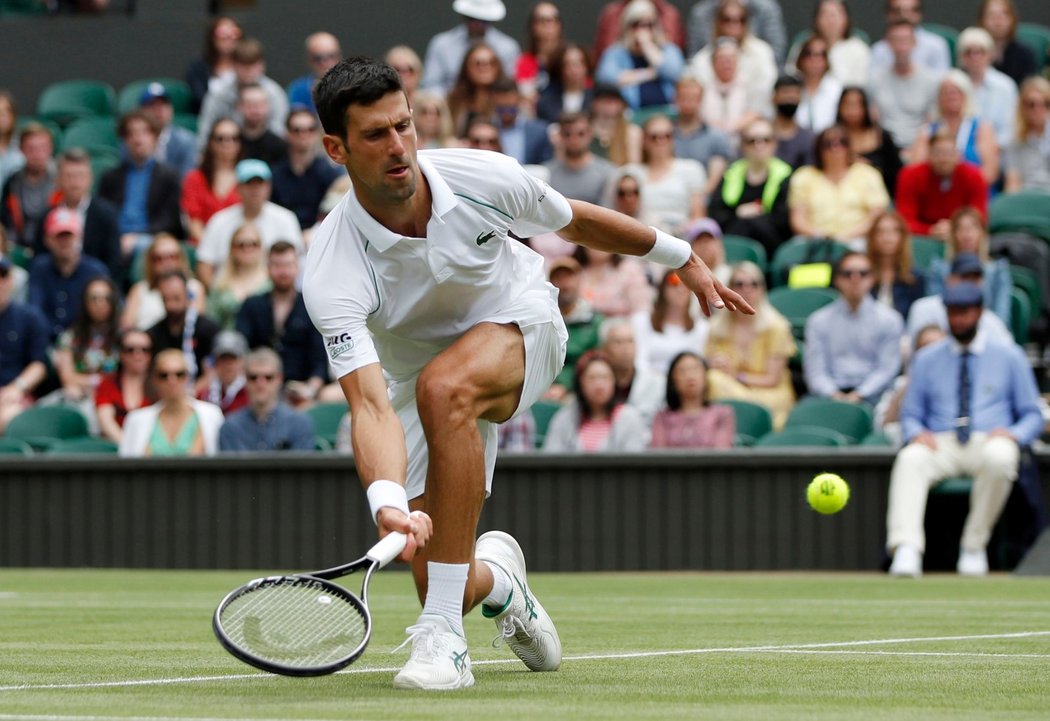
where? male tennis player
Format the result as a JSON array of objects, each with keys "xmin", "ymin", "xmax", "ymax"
[{"xmin": 304, "ymin": 56, "xmax": 752, "ymax": 691}]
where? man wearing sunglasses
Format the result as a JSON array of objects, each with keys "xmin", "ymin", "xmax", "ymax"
[{"xmin": 287, "ymin": 32, "xmax": 343, "ymax": 114}]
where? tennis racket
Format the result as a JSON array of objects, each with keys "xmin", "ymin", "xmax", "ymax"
[{"xmin": 212, "ymin": 532, "xmax": 407, "ymax": 677}]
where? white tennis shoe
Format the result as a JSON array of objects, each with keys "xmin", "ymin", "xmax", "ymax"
[
  {"xmin": 392, "ymin": 614, "xmax": 474, "ymax": 690},
  {"xmin": 476, "ymin": 530, "xmax": 562, "ymax": 672},
  {"xmin": 889, "ymin": 544, "xmax": 923, "ymax": 578},
  {"xmin": 957, "ymin": 548, "xmax": 989, "ymax": 577}
]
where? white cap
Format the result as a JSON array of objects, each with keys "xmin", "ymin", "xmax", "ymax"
[{"xmin": 452, "ymin": 0, "xmax": 506, "ymax": 22}]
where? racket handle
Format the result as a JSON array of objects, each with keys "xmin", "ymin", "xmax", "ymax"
[{"xmin": 366, "ymin": 532, "xmax": 408, "ymax": 568}]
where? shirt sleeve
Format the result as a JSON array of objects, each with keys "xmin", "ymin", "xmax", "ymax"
[{"xmin": 497, "ymin": 158, "xmax": 574, "ymax": 238}]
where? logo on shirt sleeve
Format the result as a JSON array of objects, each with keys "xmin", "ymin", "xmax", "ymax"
[{"xmin": 325, "ymin": 332, "xmax": 355, "ymax": 360}]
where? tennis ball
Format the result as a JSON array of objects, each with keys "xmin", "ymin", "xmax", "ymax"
[{"xmin": 807, "ymin": 473, "xmax": 850, "ymax": 514}]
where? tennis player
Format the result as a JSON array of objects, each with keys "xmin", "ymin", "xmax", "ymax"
[{"xmin": 304, "ymin": 56, "xmax": 752, "ymax": 691}]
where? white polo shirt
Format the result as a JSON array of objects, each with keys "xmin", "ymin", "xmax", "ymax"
[
  {"xmin": 197, "ymin": 201, "xmax": 304, "ymax": 272},
  {"xmin": 303, "ymin": 149, "xmax": 574, "ymax": 384}
]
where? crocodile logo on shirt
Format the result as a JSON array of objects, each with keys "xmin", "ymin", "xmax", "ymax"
[{"xmin": 475, "ymin": 230, "xmax": 497, "ymax": 245}]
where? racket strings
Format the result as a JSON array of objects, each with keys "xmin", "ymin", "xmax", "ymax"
[{"xmin": 219, "ymin": 578, "xmax": 368, "ymax": 668}]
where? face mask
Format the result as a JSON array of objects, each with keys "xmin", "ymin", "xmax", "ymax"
[{"xmin": 776, "ymin": 102, "xmax": 799, "ymax": 117}]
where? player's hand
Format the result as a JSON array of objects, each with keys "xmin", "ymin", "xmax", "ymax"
[
  {"xmin": 377, "ymin": 507, "xmax": 432, "ymax": 563},
  {"xmin": 675, "ymin": 255, "xmax": 755, "ymax": 317},
  {"xmin": 912, "ymin": 431, "xmax": 938, "ymax": 450}
]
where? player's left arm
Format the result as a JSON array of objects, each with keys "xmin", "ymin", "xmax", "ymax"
[{"xmin": 555, "ymin": 199, "xmax": 754, "ymax": 317}]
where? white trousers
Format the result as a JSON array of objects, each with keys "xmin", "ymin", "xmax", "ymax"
[{"xmin": 886, "ymin": 431, "xmax": 1020, "ymax": 554}]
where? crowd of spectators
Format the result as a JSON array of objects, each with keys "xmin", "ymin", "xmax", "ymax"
[{"xmin": 0, "ymin": 0, "xmax": 1048, "ymax": 479}]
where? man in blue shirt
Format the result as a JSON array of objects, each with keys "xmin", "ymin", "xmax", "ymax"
[
  {"xmin": 887, "ymin": 282, "xmax": 1044, "ymax": 578},
  {"xmin": 218, "ymin": 347, "xmax": 315, "ymax": 452},
  {"xmin": 0, "ymin": 255, "xmax": 50, "ymax": 432}
]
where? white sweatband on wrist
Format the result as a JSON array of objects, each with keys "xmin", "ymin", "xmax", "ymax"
[
  {"xmin": 643, "ymin": 227, "xmax": 692, "ymax": 268},
  {"xmin": 366, "ymin": 480, "xmax": 409, "ymax": 526}
]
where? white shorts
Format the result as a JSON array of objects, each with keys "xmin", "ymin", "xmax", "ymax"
[{"xmin": 391, "ymin": 284, "xmax": 567, "ymax": 500}]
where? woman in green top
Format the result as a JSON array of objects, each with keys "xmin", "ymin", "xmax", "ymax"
[{"xmin": 205, "ymin": 222, "xmax": 271, "ymax": 329}]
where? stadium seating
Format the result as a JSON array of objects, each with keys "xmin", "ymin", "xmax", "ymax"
[
  {"xmin": 766, "ymin": 286, "xmax": 838, "ymax": 341},
  {"xmin": 173, "ymin": 113, "xmax": 199, "ymax": 134},
  {"xmin": 90, "ymin": 151, "xmax": 122, "ymax": 193},
  {"xmin": 5, "ymin": 406, "xmax": 90, "ymax": 451},
  {"xmin": 988, "ymin": 190, "xmax": 1050, "ymax": 242},
  {"xmin": 305, "ymin": 402, "xmax": 347, "ymax": 449},
  {"xmin": 117, "ymin": 78, "xmax": 193, "ymax": 115},
  {"xmin": 59, "ymin": 116, "xmax": 120, "ymax": 154},
  {"xmin": 722, "ymin": 235, "xmax": 768, "ymax": 272},
  {"xmin": 784, "ymin": 397, "xmax": 873, "ymax": 444},
  {"xmin": 1009, "ymin": 265, "xmax": 1042, "ymax": 322},
  {"xmin": 530, "ymin": 399, "xmax": 562, "ymax": 449},
  {"xmin": 753, "ymin": 426, "xmax": 850, "ymax": 447},
  {"xmin": 46, "ymin": 437, "xmax": 119, "ymax": 455},
  {"xmin": 909, "ymin": 235, "xmax": 945, "ymax": 273},
  {"xmin": 0, "ymin": 438, "xmax": 33, "ymax": 455},
  {"xmin": 1017, "ymin": 22, "xmax": 1050, "ymax": 69},
  {"xmin": 769, "ymin": 237, "xmax": 849, "ymax": 287},
  {"xmin": 36, "ymin": 80, "xmax": 116, "ymax": 127},
  {"xmin": 15, "ymin": 116, "xmax": 63, "ymax": 145},
  {"xmin": 922, "ymin": 22, "xmax": 958, "ymax": 61},
  {"xmin": 716, "ymin": 399, "xmax": 773, "ymax": 447},
  {"xmin": 1011, "ymin": 287, "xmax": 1031, "ymax": 345}
]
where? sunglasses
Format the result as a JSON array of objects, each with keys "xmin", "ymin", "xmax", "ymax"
[
  {"xmin": 87, "ymin": 293, "xmax": 113, "ymax": 303},
  {"xmin": 150, "ymin": 251, "xmax": 181, "ymax": 262},
  {"xmin": 743, "ymin": 135, "xmax": 773, "ymax": 146},
  {"xmin": 837, "ymin": 268, "xmax": 871, "ymax": 279},
  {"xmin": 646, "ymin": 131, "xmax": 673, "ymax": 141},
  {"xmin": 1024, "ymin": 99, "xmax": 1050, "ymax": 109},
  {"xmin": 630, "ymin": 20, "xmax": 656, "ymax": 29},
  {"xmin": 121, "ymin": 345, "xmax": 152, "ymax": 354},
  {"xmin": 560, "ymin": 128, "xmax": 589, "ymax": 138},
  {"xmin": 535, "ymin": 14, "xmax": 560, "ymax": 23},
  {"xmin": 311, "ymin": 52, "xmax": 339, "ymax": 64},
  {"xmin": 801, "ymin": 49, "xmax": 827, "ymax": 58},
  {"xmin": 156, "ymin": 369, "xmax": 188, "ymax": 380},
  {"xmin": 234, "ymin": 239, "xmax": 261, "ymax": 249},
  {"xmin": 469, "ymin": 136, "xmax": 500, "ymax": 147},
  {"xmin": 288, "ymin": 124, "xmax": 318, "ymax": 134},
  {"xmin": 730, "ymin": 279, "xmax": 763, "ymax": 289},
  {"xmin": 718, "ymin": 14, "xmax": 745, "ymax": 23},
  {"xmin": 212, "ymin": 134, "xmax": 241, "ymax": 143},
  {"xmin": 617, "ymin": 187, "xmax": 640, "ymax": 197},
  {"xmin": 247, "ymin": 372, "xmax": 277, "ymax": 382},
  {"xmin": 470, "ymin": 57, "xmax": 498, "ymax": 67},
  {"xmin": 821, "ymin": 137, "xmax": 849, "ymax": 150}
]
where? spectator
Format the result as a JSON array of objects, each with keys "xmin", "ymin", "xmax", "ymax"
[
  {"xmin": 601, "ymin": 166, "xmax": 646, "ymax": 220},
  {"xmin": 958, "ymin": 27, "xmax": 1018, "ymax": 152},
  {"xmin": 45, "ymin": 149, "xmax": 121, "ymax": 280},
  {"xmin": 181, "ymin": 117, "xmax": 243, "ymax": 244},
  {"xmin": 650, "ymin": 351, "xmax": 734, "ymax": 449},
  {"xmin": 1, "ymin": 122, "xmax": 56, "ymax": 252},
  {"xmin": 634, "ymin": 114, "xmax": 705, "ymax": 233},
  {"xmin": 870, "ymin": 0, "xmax": 951, "ymax": 74},
  {"xmin": 464, "ymin": 118, "xmax": 503, "ymax": 152},
  {"xmin": 386, "ymin": 46, "xmax": 424, "ymax": 110},
  {"xmin": 545, "ymin": 255, "xmax": 603, "ymax": 400},
  {"xmin": 868, "ymin": 19, "xmax": 941, "ymax": 150},
  {"xmin": 600, "ymin": 316, "xmax": 665, "ymax": 424},
  {"xmin": 576, "ymin": 245, "xmax": 652, "ymax": 317},
  {"xmin": 671, "ymin": 74, "xmax": 731, "ymax": 198},
  {"xmin": 196, "ymin": 159, "xmax": 302, "ymax": 288},
  {"xmin": 909, "ymin": 71, "xmax": 1001, "ymax": 186},
  {"xmin": 595, "ymin": 0, "xmax": 685, "ymax": 112},
  {"xmin": 235, "ymin": 241, "xmax": 327, "ymax": 408},
  {"xmin": 119, "ymin": 348, "xmax": 225, "ymax": 457},
  {"xmin": 496, "ymin": 411, "xmax": 536, "ymax": 452},
  {"xmin": 685, "ymin": 217, "xmax": 731, "ymax": 285},
  {"xmin": 906, "ymin": 252, "xmax": 1014, "ymax": 349},
  {"xmin": 1003, "ymin": 77, "xmax": 1050, "ymax": 194},
  {"xmin": 206, "ymin": 222, "xmax": 271, "ymax": 329},
  {"xmin": 788, "ymin": 125, "xmax": 890, "ymax": 245},
  {"xmin": 588, "ymin": 83, "xmax": 642, "ymax": 166},
  {"xmin": 184, "ymin": 16, "xmax": 243, "ymax": 114},
  {"xmin": 447, "ymin": 42, "xmax": 507, "ymax": 138},
  {"xmin": 596, "ymin": 0, "xmax": 686, "ymax": 60},
  {"xmin": 786, "ymin": 0, "xmax": 870, "ymax": 87},
  {"xmin": 544, "ymin": 112, "xmax": 615, "ymax": 205},
  {"xmin": 491, "ymin": 78, "xmax": 553, "ymax": 166},
  {"xmin": 237, "ymin": 83, "xmax": 287, "ymax": 168},
  {"xmin": 421, "ymin": 0, "xmax": 520, "ymax": 95},
  {"xmin": 771, "ymin": 74, "xmax": 817, "ymax": 169},
  {"xmin": 0, "ymin": 90, "xmax": 25, "ymax": 190},
  {"xmin": 94, "ymin": 328, "xmax": 153, "ymax": 444},
  {"xmin": 690, "ymin": 0, "xmax": 777, "ymax": 109},
  {"xmin": 632, "ymin": 268, "xmax": 709, "ymax": 374},
  {"xmin": 138, "ymin": 83, "xmax": 196, "ymax": 180},
  {"xmin": 705, "ymin": 260, "xmax": 796, "ymax": 429},
  {"xmin": 196, "ymin": 38, "xmax": 289, "ymax": 154},
  {"xmin": 866, "ymin": 210, "xmax": 926, "ymax": 321},
  {"xmin": 925, "ymin": 208, "xmax": 1012, "ymax": 324},
  {"xmin": 874, "ymin": 323, "xmax": 946, "ymax": 447},
  {"xmin": 541, "ymin": 350, "xmax": 649, "ymax": 452},
  {"xmin": 804, "ymin": 251, "xmax": 903, "ymax": 406},
  {"xmin": 698, "ymin": 38, "xmax": 768, "ymax": 138},
  {"xmin": 794, "ymin": 35, "xmax": 844, "ymax": 134},
  {"xmin": 97, "ymin": 111, "xmax": 184, "ymax": 260},
  {"xmin": 219, "ymin": 347, "xmax": 315, "ymax": 452},
  {"xmin": 536, "ymin": 43, "xmax": 595, "ymax": 124},
  {"xmin": 49, "ymin": 276, "xmax": 121, "ymax": 431},
  {"xmin": 896, "ymin": 128, "xmax": 988, "ymax": 240},
  {"xmin": 413, "ymin": 91, "xmax": 457, "ymax": 150},
  {"xmin": 886, "ymin": 281, "xmax": 1043, "ymax": 578},
  {"xmin": 196, "ymin": 329, "xmax": 249, "ymax": 416},
  {"xmin": 516, "ymin": 2, "xmax": 564, "ymax": 105},
  {"xmin": 837, "ymin": 86, "xmax": 903, "ymax": 196},
  {"xmin": 287, "ymin": 32, "xmax": 343, "ymax": 113},
  {"xmin": 707, "ymin": 117, "xmax": 793, "ymax": 257},
  {"xmin": 0, "ymin": 254, "xmax": 49, "ymax": 433},
  {"xmin": 146, "ymin": 270, "xmax": 221, "ymax": 386},
  {"xmin": 686, "ymin": 0, "xmax": 787, "ymax": 64},
  {"xmin": 271, "ymin": 108, "xmax": 341, "ymax": 231},
  {"xmin": 28, "ymin": 208, "xmax": 109, "ymax": 340},
  {"xmin": 121, "ymin": 234, "xmax": 206, "ymax": 331},
  {"xmin": 978, "ymin": 0, "xmax": 1038, "ymax": 87},
  {"xmin": 0, "ymin": 226, "xmax": 27, "ymax": 302}
]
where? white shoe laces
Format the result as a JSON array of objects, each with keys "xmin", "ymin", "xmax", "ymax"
[
  {"xmin": 490, "ymin": 614, "xmax": 528, "ymax": 649},
  {"xmin": 393, "ymin": 622, "xmax": 445, "ymax": 659}
]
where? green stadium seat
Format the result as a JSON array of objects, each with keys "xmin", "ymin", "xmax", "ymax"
[
  {"xmin": 36, "ymin": 80, "xmax": 116, "ymax": 127},
  {"xmin": 1009, "ymin": 265, "xmax": 1042, "ymax": 320},
  {"xmin": 784, "ymin": 397, "xmax": 873, "ymax": 444},
  {"xmin": 910, "ymin": 235, "xmax": 945, "ymax": 273},
  {"xmin": 117, "ymin": 78, "xmax": 193, "ymax": 115},
  {"xmin": 60, "ymin": 116, "xmax": 120, "ymax": 154},
  {"xmin": 722, "ymin": 235, "xmax": 768, "ymax": 272},
  {"xmin": 988, "ymin": 190, "xmax": 1050, "ymax": 242},
  {"xmin": 5, "ymin": 405, "xmax": 90, "ymax": 451},
  {"xmin": 753, "ymin": 425, "xmax": 850, "ymax": 447},
  {"xmin": 0, "ymin": 0, "xmax": 48, "ymax": 16},
  {"xmin": 173, "ymin": 113, "xmax": 199, "ymax": 134},
  {"xmin": 769, "ymin": 237, "xmax": 849, "ymax": 287},
  {"xmin": 1010, "ymin": 287, "xmax": 1031, "ymax": 345},
  {"xmin": 716, "ymin": 399, "xmax": 773, "ymax": 447},
  {"xmin": 305, "ymin": 402, "xmax": 347, "ymax": 448},
  {"xmin": 630, "ymin": 105, "xmax": 677, "ymax": 127},
  {"xmin": 766, "ymin": 286, "xmax": 839, "ymax": 341},
  {"xmin": 922, "ymin": 23, "xmax": 958, "ymax": 62},
  {"xmin": 9, "ymin": 244, "xmax": 32, "ymax": 270},
  {"xmin": 859, "ymin": 431, "xmax": 893, "ymax": 446},
  {"xmin": 46, "ymin": 437, "xmax": 118, "ymax": 455},
  {"xmin": 0, "ymin": 438, "xmax": 33, "ymax": 455},
  {"xmin": 530, "ymin": 399, "xmax": 562, "ymax": 449},
  {"xmin": 1016, "ymin": 22, "xmax": 1050, "ymax": 69},
  {"xmin": 128, "ymin": 241, "xmax": 197, "ymax": 285}
]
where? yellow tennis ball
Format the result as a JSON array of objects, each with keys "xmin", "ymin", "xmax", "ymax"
[{"xmin": 807, "ymin": 472, "xmax": 850, "ymax": 514}]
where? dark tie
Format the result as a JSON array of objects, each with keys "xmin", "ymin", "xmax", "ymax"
[{"xmin": 957, "ymin": 350, "xmax": 971, "ymax": 444}]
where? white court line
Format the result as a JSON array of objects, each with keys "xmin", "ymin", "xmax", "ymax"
[{"xmin": 1, "ymin": 630, "xmax": 1047, "ymax": 693}]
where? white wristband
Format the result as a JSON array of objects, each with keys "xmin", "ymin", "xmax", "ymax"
[
  {"xmin": 366, "ymin": 480, "xmax": 409, "ymax": 526},
  {"xmin": 643, "ymin": 227, "xmax": 692, "ymax": 268}
]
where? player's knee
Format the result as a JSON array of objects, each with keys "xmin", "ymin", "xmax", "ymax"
[{"xmin": 415, "ymin": 368, "xmax": 477, "ymax": 427}]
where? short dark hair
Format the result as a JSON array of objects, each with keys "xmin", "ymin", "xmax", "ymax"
[
  {"xmin": 268, "ymin": 240, "xmax": 298, "ymax": 257},
  {"xmin": 155, "ymin": 268, "xmax": 189, "ymax": 288},
  {"xmin": 313, "ymin": 56, "xmax": 404, "ymax": 138},
  {"xmin": 58, "ymin": 147, "xmax": 91, "ymax": 165},
  {"xmin": 490, "ymin": 76, "xmax": 519, "ymax": 95},
  {"xmin": 118, "ymin": 110, "xmax": 159, "ymax": 139},
  {"xmin": 833, "ymin": 250, "xmax": 870, "ymax": 277},
  {"xmin": 773, "ymin": 73, "xmax": 802, "ymax": 91}
]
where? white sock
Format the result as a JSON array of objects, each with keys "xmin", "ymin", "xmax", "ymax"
[
  {"xmin": 481, "ymin": 560, "xmax": 513, "ymax": 611},
  {"xmin": 421, "ymin": 562, "xmax": 469, "ymax": 636}
]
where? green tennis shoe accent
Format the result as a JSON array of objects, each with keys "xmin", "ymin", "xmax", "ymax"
[{"xmin": 481, "ymin": 589, "xmax": 513, "ymax": 619}]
